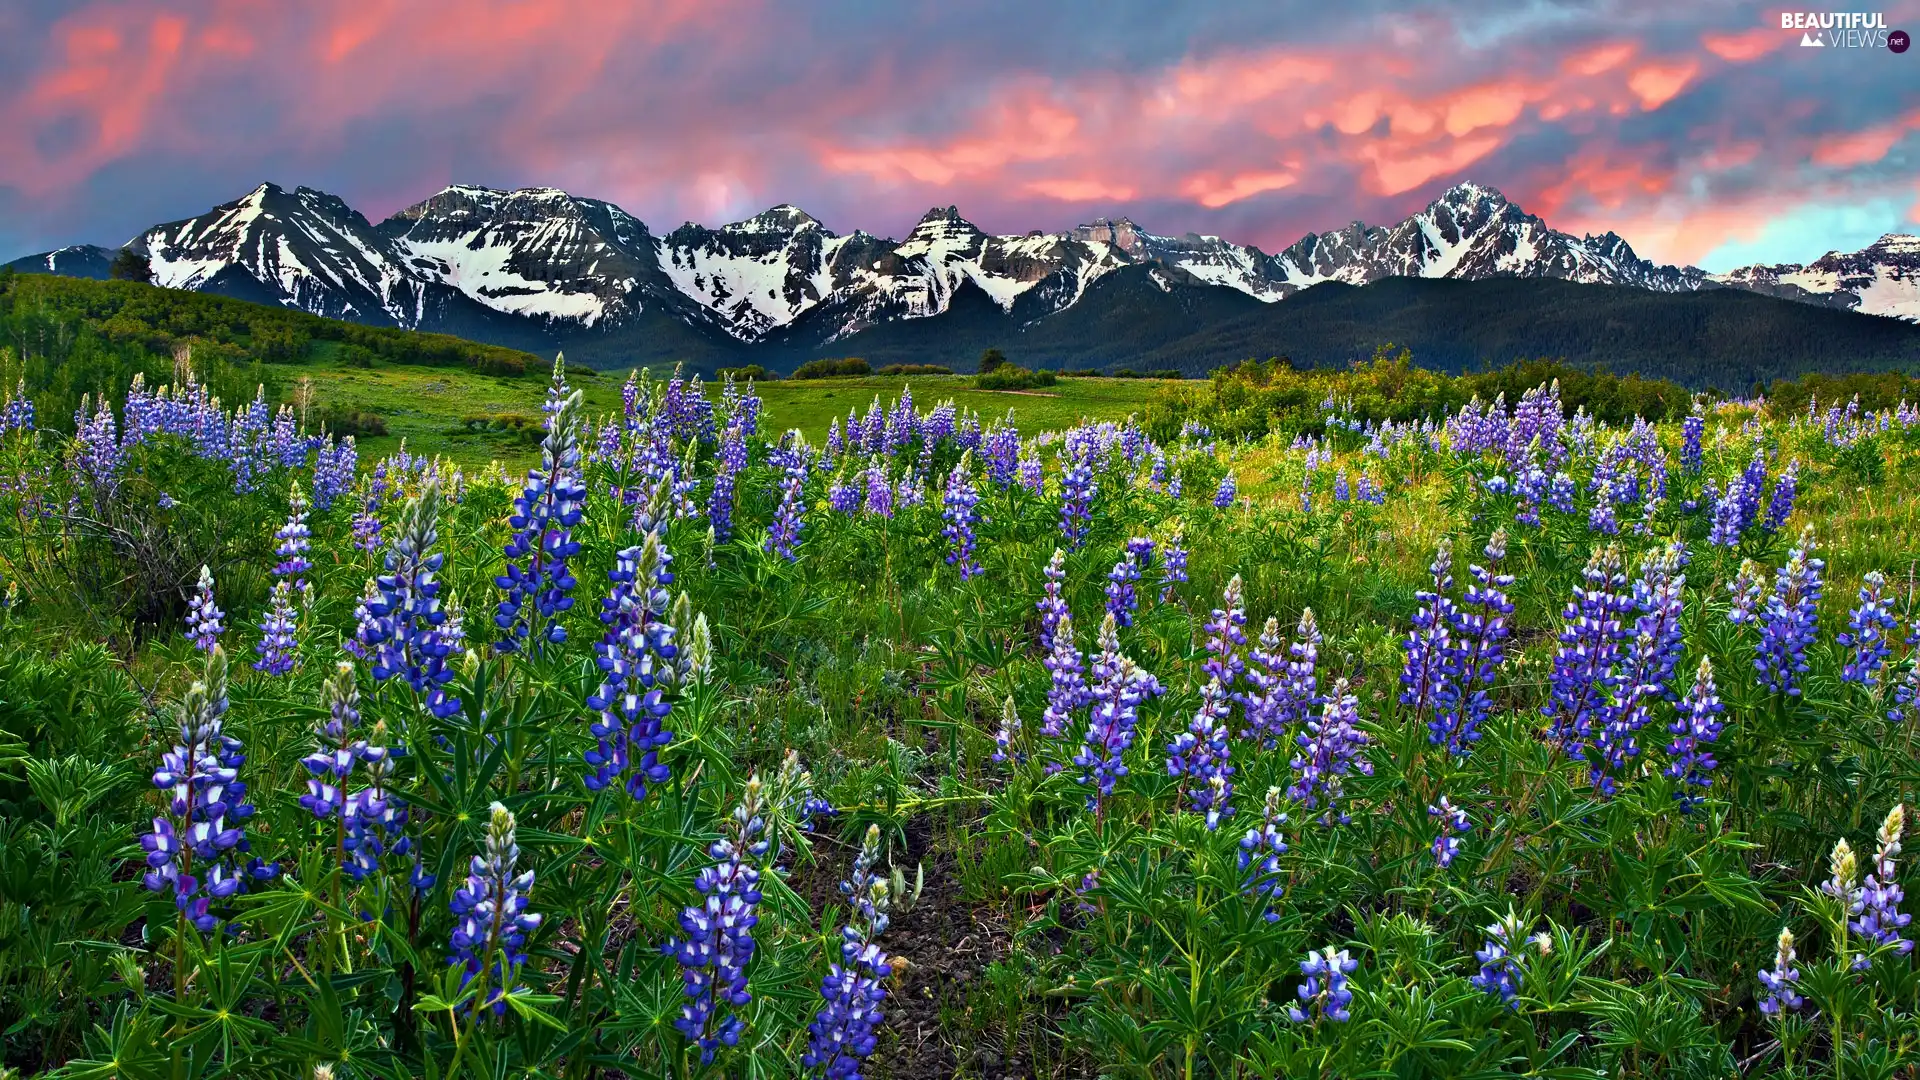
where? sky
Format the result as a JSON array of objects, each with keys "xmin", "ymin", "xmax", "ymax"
[{"xmin": 2, "ymin": 0, "xmax": 1918, "ymax": 272}]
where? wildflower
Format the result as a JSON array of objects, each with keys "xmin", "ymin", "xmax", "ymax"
[
  {"xmin": 1433, "ymin": 531, "xmax": 1513, "ymax": 756},
  {"xmin": 360, "ymin": 479, "xmax": 461, "ymax": 718},
  {"xmin": 184, "ymin": 565, "xmax": 224, "ymax": 653},
  {"xmin": 1680, "ymin": 400, "xmax": 1705, "ymax": 473},
  {"xmin": 1727, "ymin": 559, "xmax": 1765, "ymax": 625},
  {"xmin": 1202, "ymin": 575, "xmax": 1248, "ymax": 694},
  {"xmin": 272, "ymin": 482, "xmax": 312, "ymax": 588},
  {"xmin": 1289, "ymin": 678, "xmax": 1372, "ymax": 825},
  {"xmin": 1823, "ymin": 838, "xmax": 1859, "ymax": 900},
  {"xmin": 863, "ymin": 458, "xmax": 892, "ymax": 518},
  {"xmin": 494, "ymin": 374, "xmax": 586, "ymax": 655},
  {"xmin": 665, "ymin": 778, "xmax": 769, "ymax": 1061},
  {"xmin": 1429, "ymin": 796, "xmax": 1470, "ymax": 869},
  {"xmin": 990, "ymin": 696, "xmax": 1024, "ymax": 765},
  {"xmin": 1104, "ymin": 553, "xmax": 1141, "ymax": 628},
  {"xmin": 139, "ymin": 647, "xmax": 276, "ymax": 933},
  {"xmin": 1756, "ymin": 527, "xmax": 1823, "ymax": 698},
  {"xmin": 1158, "ymin": 533, "xmax": 1188, "ymax": 602},
  {"xmin": 1404, "ymin": 540, "xmax": 1457, "ymax": 740},
  {"xmin": 1544, "ymin": 545, "xmax": 1632, "ymax": 776},
  {"xmin": 1757, "ymin": 928, "xmax": 1803, "ymax": 1016},
  {"xmin": 253, "ymin": 581, "xmax": 299, "ymax": 676},
  {"xmin": 1839, "ymin": 570, "xmax": 1898, "ymax": 687},
  {"xmin": 1039, "ymin": 611, "xmax": 1090, "ymax": 743},
  {"xmin": 1238, "ymin": 786, "xmax": 1288, "ymax": 921},
  {"xmin": 1059, "ymin": 445, "xmax": 1097, "ymax": 550},
  {"xmin": 1763, "ymin": 460, "xmax": 1799, "ymax": 533},
  {"xmin": 1850, "ymin": 805, "xmax": 1913, "ymax": 969},
  {"xmin": 1664, "ymin": 657, "xmax": 1725, "ymax": 810},
  {"xmin": 1072, "ymin": 615, "xmax": 1165, "ymax": 812},
  {"xmin": 941, "ymin": 456, "xmax": 982, "ymax": 580},
  {"xmin": 448, "ymin": 803, "xmax": 542, "ymax": 1016},
  {"xmin": 1213, "ymin": 470, "xmax": 1237, "ymax": 509},
  {"xmin": 1287, "ymin": 947, "xmax": 1357, "ymax": 1024},
  {"xmin": 584, "ymin": 532, "xmax": 679, "ymax": 801},
  {"xmin": 707, "ymin": 421, "xmax": 747, "ymax": 543},
  {"xmin": 1167, "ymin": 675, "xmax": 1235, "ymax": 829},
  {"xmin": 1470, "ymin": 911, "xmax": 1531, "ymax": 1008},
  {"xmin": 1036, "ymin": 548, "xmax": 1069, "ymax": 654},
  {"xmin": 803, "ymin": 825, "xmax": 894, "ymax": 1080},
  {"xmin": 297, "ymin": 661, "xmax": 362, "ymax": 821},
  {"xmin": 766, "ymin": 449, "xmax": 809, "ymax": 561}
]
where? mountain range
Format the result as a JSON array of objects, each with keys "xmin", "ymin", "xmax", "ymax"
[{"xmin": 8, "ymin": 180, "xmax": 1920, "ymax": 377}]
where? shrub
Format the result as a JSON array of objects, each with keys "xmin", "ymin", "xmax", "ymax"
[
  {"xmin": 875, "ymin": 364, "xmax": 953, "ymax": 376},
  {"xmin": 978, "ymin": 347, "xmax": 1008, "ymax": 374},
  {"xmin": 791, "ymin": 357, "xmax": 872, "ymax": 379},
  {"xmin": 974, "ymin": 365, "xmax": 1058, "ymax": 391},
  {"xmin": 717, "ymin": 364, "xmax": 775, "ymax": 381}
]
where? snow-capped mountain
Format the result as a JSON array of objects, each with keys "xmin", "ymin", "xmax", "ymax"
[
  {"xmin": 6, "ymin": 244, "xmax": 116, "ymax": 279},
  {"xmin": 10, "ymin": 180, "xmax": 1919, "ymax": 367},
  {"xmin": 1708, "ymin": 232, "xmax": 1920, "ymax": 321}
]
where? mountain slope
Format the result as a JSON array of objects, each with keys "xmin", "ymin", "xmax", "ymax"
[
  {"xmin": 3, "ymin": 245, "xmax": 115, "ymax": 279},
  {"xmin": 9, "ymin": 179, "xmax": 1920, "ymax": 375}
]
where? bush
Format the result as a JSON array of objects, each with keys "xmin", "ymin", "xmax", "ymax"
[
  {"xmin": 717, "ymin": 364, "xmax": 774, "ymax": 381},
  {"xmin": 875, "ymin": 364, "xmax": 953, "ymax": 376},
  {"xmin": 974, "ymin": 365, "xmax": 1058, "ymax": 391},
  {"xmin": 791, "ymin": 357, "xmax": 872, "ymax": 379},
  {"xmin": 978, "ymin": 347, "xmax": 1007, "ymax": 374},
  {"xmin": 312, "ymin": 406, "xmax": 388, "ymax": 438}
]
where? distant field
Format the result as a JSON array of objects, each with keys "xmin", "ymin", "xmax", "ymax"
[{"xmin": 290, "ymin": 354, "xmax": 1175, "ymax": 463}]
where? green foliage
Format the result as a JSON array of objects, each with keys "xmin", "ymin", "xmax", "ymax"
[
  {"xmin": 978, "ymin": 347, "xmax": 1008, "ymax": 375},
  {"xmin": 717, "ymin": 364, "xmax": 775, "ymax": 381},
  {"xmin": 875, "ymin": 363, "xmax": 954, "ymax": 376},
  {"xmin": 790, "ymin": 357, "xmax": 872, "ymax": 378},
  {"xmin": 974, "ymin": 364, "xmax": 1058, "ymax": 391},
  {"xmin": 106, "ymin": 249, "xmax": 151, "ymax": 284}
]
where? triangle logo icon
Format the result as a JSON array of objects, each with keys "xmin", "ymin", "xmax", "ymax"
[{"xmin": 1801, "ymin": 30, "xmax": 1825, "ymax": 45}]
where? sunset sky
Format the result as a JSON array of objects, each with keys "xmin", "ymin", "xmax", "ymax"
[{"xmin": 3, "ymin": 0, "xmax": 1918, "ymax": 272}]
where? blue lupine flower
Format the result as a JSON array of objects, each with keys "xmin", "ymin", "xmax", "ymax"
[
  {"xmin": 1238, "ymin": 786, "xmax": 1288, "ymax": 922},
  {"xmin": 863, "ymin": 458, "xmax": 893, "ymax": 519},
  {"xmin": 803, "ymin": 824, "xmax": 894, "ymax": 1080},
  {"xmin": 184, "ymin": 565, "xmax": 224, "ymax": 653},
  {"xmin": 584, "ymin": 530, "xmax": 678, "ymax": 801},
  {"xmin": 342, "ymin": 717, "xmax": 417, "ymax": 886},
  {"xmin": 1664, "ymin": 657, "xmax": 1725, "ymax": 811},
  {"xmin": 1036, "ymin": 548, "xmax": 1069, "ymax": 655},
  {"xmin": 1287, "ymin": 947, "xmax": 1357, "ymax": 1024},
  {"xmin": 1158, "ymin": 534, "xmax": 1188, "ymax": 602},
  {"xmin": 298, "ymin": 661, "xmax": 363, "ymax": 820},
  {"xmin": 766, "ymin": 447, "xmax": 811, "ymax": 562},
  {"xmin": 665, "ymin": 778, "xmax": 769, "ymax": 1062},
  {"xmin": 272, "ymin": 482, "xmax": 312, "ymax": 588},
  {"xmin": 1680, "ymin": 400, "xmax": 1705, "ymax": 474},
  {"xmin": 1756, "ymin": 527, "xmax": 1823, "ymax": 698},
  {"xmin": 1763, "ymin": 459, "xmax": 1799, "ymax": 533},
  {"xmin": 494, "ymin": 374, "xmax": 586, "ymax": 655},
  {"xmin": 1213, "ymin": 470, "xmax": 1237, "ymax": 509},
  {"xmin": 1059, "ymin": 445, "xmax": 1097, "ymax": 550},
  {"xmin": 1544, "ymin": 545, "xmax": 1632, "ymax": 773},
  {"xmin": 1240, "ymin": 616, "xmax": 1287, "ymax": 746},
  {"xmin": 1839, "ymin": 570, "xmax": 1898, "ymax": 687},
  {"xmin": 990, "ymin": 696, "xmax": 1024, "ymax": 766},
  {"xmin": 1289, "ymin": 678, "xmax": 1372, "ymax": 825},
  {"xmin": 313, "ymin": 434, "xmax": 357, "ymax": 510},
  {"xmin": 1167, "ymin": 675, "xmax": 1234, "ymax": 829},
  {"xmin": 1433, "ymin": 531, "xmax": 1512, "ymax": 757},
  {"xmin": 1757, "ymin": 928, "xmax": 1803, "ymax": 1016},
  {"xmin": 941, "ymin": 457, "xmax": 982, "ymax": 580},
  {"xmin": 707, "ymin": 421, "xmax": 747, "ymax": 543},
  {"xmin": 1018, "ymin": 449, "xmax": 1043, "ymax": 495},
  {"xmin": 1072, "ymin": 615, "xmax": 1164, "ymax": 812},
  {"xmin": 253, "ymin": 581, "xmax": 299, "ymax": 676},
  {"xmin": 1202, "ymin": 575, "xmax": 1248, "ymax": 695},
  {"xmin": 1727, "ymin": 559, "xmax": 1765, "ymax": 625},
  {"xmin": 1429, "ymin": 796, "xmax": 1469, "ymax": 869},
  {"xmin": 1850, "ymin": 805, "xmax": 1913, "ymax": 970},
  {"xmin": 448, "ymin": 802, "xmax": 542, "ymax": 1015},
  {"xmin": 1103, "ymin": 552, "xmax": 1141, "ymax": 628},
  {"xmin": 1469, "ymin": 911, "xmax": 1531, "ymax": 1008},
  {"xmin": 1039, "ymin": 609, "xmax": 1091, "ymax": 748},
  {"xmin": 1, "ymin": 379, "xmax": 34, "ymax": 433},
  {"xmin": 360, "ymin": 478, "xmax": 462, "ymax": 718},
  {"xmin": 1404, "ymin": 541, "xmax": 1457, "ymax": 743},
  {"xmin": 139, "ymin": 647, "xmax": 276, "ymax": 933}
]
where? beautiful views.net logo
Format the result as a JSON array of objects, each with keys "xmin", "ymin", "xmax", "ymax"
[{"xmin": 1780, "ymin": 11, "xmax": 1906, "ymax": 48}]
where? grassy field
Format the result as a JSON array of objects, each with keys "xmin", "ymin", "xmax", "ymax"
[{"xmin": 290, "ymin": 353, "xmax": 1173, "ymax": 464}]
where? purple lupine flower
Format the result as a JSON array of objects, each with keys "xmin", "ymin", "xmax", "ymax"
[
  {"xmin": 1241, "ymin": 616, "xmax": 1287, "ymax": 746},
  {"xmin": 1707, "ymin": 477, "xmax": 1748, "ymax": 548},
  {"xmin": 1287, "ymin": 947, "xmax": 1357, "ymax": 1024},
  {"xmin": 990, "ymin": 696, "xmax": 1024, "ymax": 766},
  {"xmin": 313, "ymin": 435, "xmax": 357, "ymax": 510},
  {"xmin": 1158, "ymin": 535, "xmax": 1188, "ymax": 602},
  {"xmin": 766, "ymin": 450, "xmax": 809, "ymax": 562},
  {"xmin": 448, "ymin": 802, "xmax": 542, "ymax": 1016},
  {"xmin": 1036, "ymin": 548, "xmax": 1069, "ymax": 655},
  {"xmin": 1756, "ymin": 527, "xmax": 1823, "ymax": 698},
  {"xmin": 184, "ymin": 564, "xmax": 224, "ymax": 652},
  {"xmin": 1429, "ymin": 796, "xmax": 1470, "ymax": 869},
  {"xmin": 1839, "ymin": 570, "xmax": 1898, "ymax": 687},
  {"xmin": 1890, "ymin": 654, "xmax": 1920, "ymax": 724},
  {"xmin": 1103, "ymin": 556, "xmax": 1139, "ymax": 629},
  {"xmin": 1469, "ymin": 911, "xmax": 1531, "ymax": 1008},
  {"xmin": 1586, "ymin": 543, "xmax": 1688, "ymax": 795},
  {"xmin": 1202, "ymin": 575, "xmax": 1249, "ymax": 697},
  {"xmin": 1543, "ymin": 545, "xmax": 1632, "ymax": 773},
  {"xmin": 1288, "ymin": 678, "xmax": 1372, "ymax": 825},
  {"xmin": 1850, "ymin": 805, "xmax": 1914, "ymax": 970},
  {"xmin": 1072, "ymin": 615, "xmax": 1164, "ymax": 813},
  {"xmin": 342, "ymin": 716, "xmax": 417, "ymax": 886},
  {"xmin": 1727, "ymin": 559, "xmax": 1765, "ymax": 625},
  {"xmin": 1664, "ymin": 657, "xmax": 1725, "ymax": 810},
  {"xmin": 298, "ymin": 660, "xmax": 362, "ymax": 821},
  {"xmin": 1737, "ymin": 448, "xmax": 1768, "ymax": 531},
  {"xmin": 1059, "ymin": 445, "xmax": 1097, "ymax": 550},
  {"xmin": 1757, "ymin": 928, "xmax": 1803, "ymax": 1016},
  {"xmin": 1018, "ymin": 449, "xmax": 1043, "ymax": 495},
  {"xmin": 941, "ymin": 457, "xmax": 982, "ymax": 580},
  {"xmin": 1404, "ymin": 541, "xmax": 1457, "ymax": 744},
  {"xmin": 139, "ymin": 647, "xmax": 276, "ymax": 933},
  {"xmin": 1823, "ymin": 838, "xmax": 1860, "ymax": 902},
  {"xmin": 1333, "ymin": 471, "xmax": 1350, "ymax": 502},
  {"xmin": 1039, "ymin": 610, "xmax": 1091, "ymax": 746},
  {"xmin": 495, "ymin": 384, "xmax": 587, "ymax": 655},
  {"xmin": 1433, "ymin": 531, "xmax": 1512, "ymax": 757},
  {"xmin": 1238, "ymin": 786, "xmax": 1288, "ymax": 922},
  {"xmin": 707, "ymin": 421, "xmax": 748, "ymax": 543},
  {"xmin": 827, "ymin": 470, "xmax": 860, "ymax": 516},
  {"xmin": 665, "ymin": 778, "xmax": 768, "ymax": 1062},
  {"xmin": 253, "ymin": 581, "xmax": 299, "ymax": 676},
  {"xmin": 984, "ymin": 422, "xmax": 1020, "ymax": 488},
  {"xmin": 360, "ymin": 478, "xmax": 461, "ymax": 718},
  {"xmin": 1680, "ymin": 400, "xmax": 1705, "ymax": 474},
  {"xmin": 863, "ymin": 458, "xmax": 893, "ymax": 519},
  {"xmin": 1763, "ymin": 459, "xmax": 1799, "ymax": 533},
  {"xmin": 351, "ymin": 497, "xmax": 383, "ymax": 554},
  {"xmin": 1, "ymin": 379, "xmax": 34, "ymax": 433},
  {"xmin": 1213, "ymin": 470, "xmax": 1237, "ymax": 509},
  {"xmin": 584, "ymin": 529, "xmax": 679, "ymax": 801},
  {"xmin": 803, "ymin": 824, "xmax": 894, "ymax": 1080},
  {"xmin": 1167, "ymin": 675, "xmax": 1235, "ymax": 829},
  {"xmin": 272, "ymin": 483, "xmax": 312, "ymax": 589}
]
